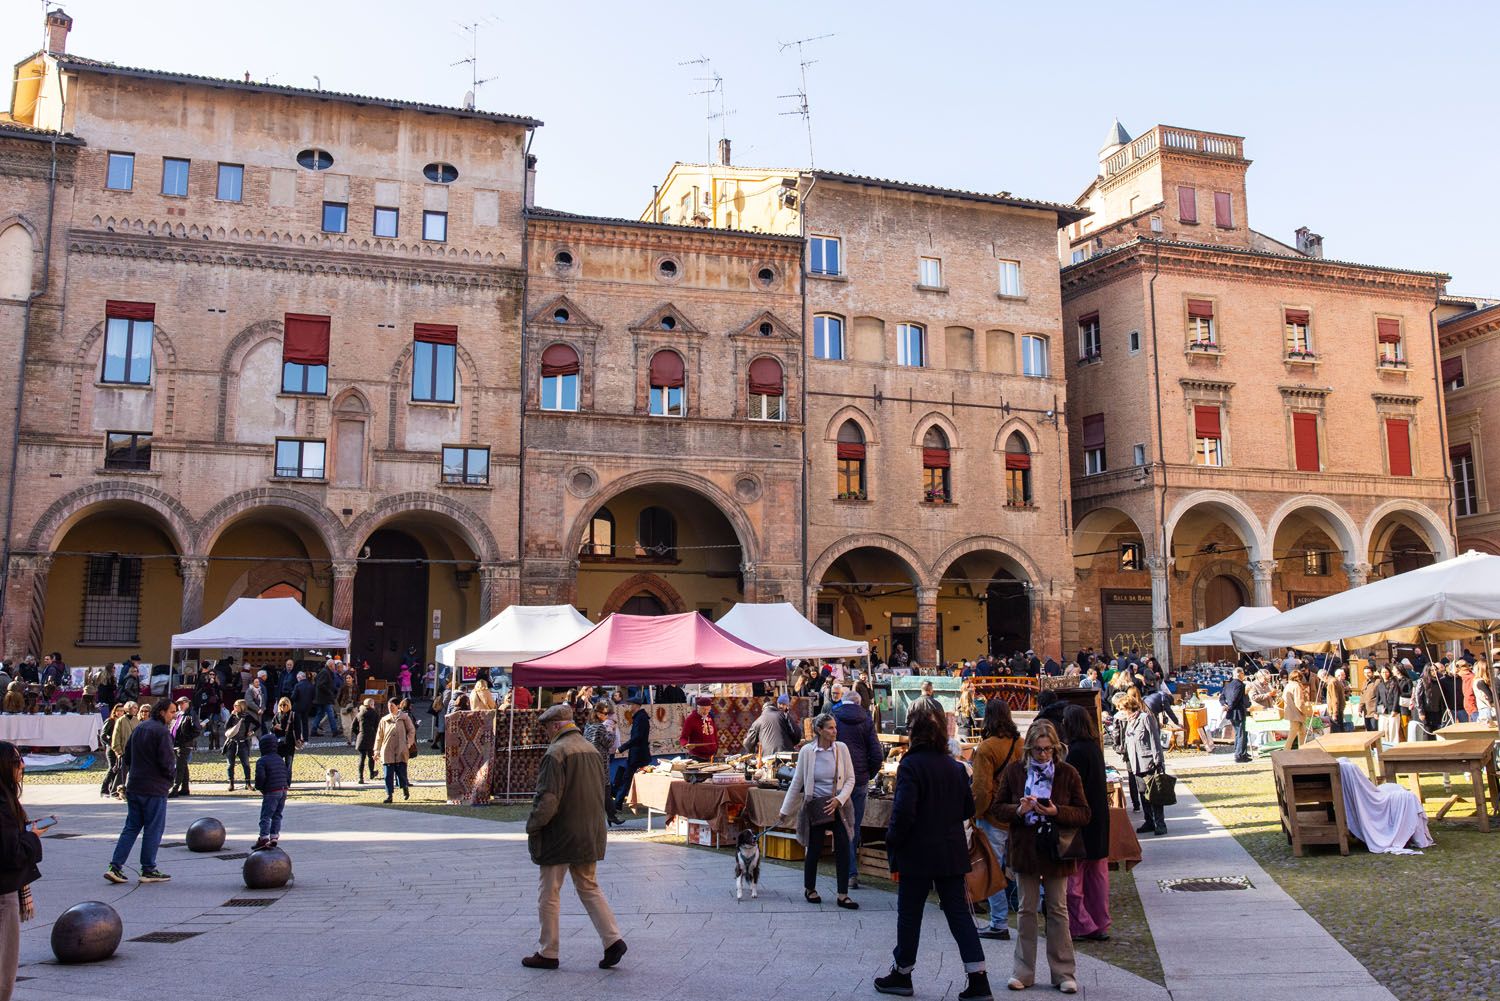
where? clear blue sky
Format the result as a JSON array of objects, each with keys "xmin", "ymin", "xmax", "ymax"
[{"xmin": 7, "ymin": 0, "xmax": 1494, "ymax": 292}]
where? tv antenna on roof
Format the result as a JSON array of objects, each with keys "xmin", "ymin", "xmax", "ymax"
[
  {"xmin": 453, "ymin": 19, "xmax": 501, "ymax": 110},
  {"xmin": 680, "ymin": 56, "xmax": 734, "ymax": 163},
  {"xmin": 778, "ymin": 33, "xmax": 832, "ymax": 167}
]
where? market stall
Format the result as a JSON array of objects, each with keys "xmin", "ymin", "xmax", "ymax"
[
  {"xmin": 435, "ymin": 603, "xmax": 593, "ymax": 668},
  {"xmin": 1181, "ymin": 605, "xmax": 1281, "ymax": 649},
  {"xmin": 715, "ymin": 602, "xmax": 869, "ymax": 660},
  {"xmin": 0, "ymin": 714, "xmax": 102, "ymax": 749},
  {"xmin": 172, "ymin": 597, "xmax": 349, "ymax": 654}
]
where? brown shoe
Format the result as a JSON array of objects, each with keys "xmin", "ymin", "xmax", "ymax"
[{"xmin": 521, "ymin": 953, "xmax": 559, "ymax": 970}]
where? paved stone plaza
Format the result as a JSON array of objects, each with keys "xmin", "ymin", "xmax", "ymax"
[{"xmin": 4, "ymin": 766, "xmax": 1395, "ymax": 1001}]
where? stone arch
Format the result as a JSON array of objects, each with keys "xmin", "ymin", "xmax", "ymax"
[
  {"xmin": 343, "ymin": 492, "xmax": 500, "ymax": 563},
  {"xmin": 332, "ymin": 386, "xmax": 371, "ymax": 414},
  {"xmin": 194, "ymin": 487, "xmax": 343, "ymax": 557},
  {"xmin": 994, "ymin": 417, "xmax": 1041, "ymax": 455},
  {"xmin": 25, "ymin": 481, "xmax": 193, "ymax": 553},
  {"xmin": 0, "ymin": 218, "xmax": 40, "ymax": 301},
  {"xmin": 1361, "ymin": 500, "xmax": 1453, "ymax": 564},
  {"xmin": 1190, "ymin": 558, "xmax": 1254, "ymax": 626},
  {"xmin": 216, "ymin": 319, "xmax": 284, "ymax": 441},
  {"xmin": 1164, "ymin": 490, "xmax": 1269, "ymax": 562},
  {"xmin": 839, "ymin": 595, "xmax": 867, "ymax": 635},
  {"xmin": 929, "ymin": 536, "xmax": 1041, "ymax": 592},
  {"xmin": 564, "ymin": 470, "xmax": 760, "ymax": 569},
  {"xmin": 1265, "ymin": 495, "xmax": 1361, "ymax": 563},
  {"xmin": 0, "ymin": 215, "xmax": 41, "ymax": 251},
  {"xmin": 807, "ymin": 533, "xmax": 927, "ymax": 595},
  {"xmin": 910, "ymin": 410, "xmax": 961, "ymax": 449},
  {"xmin": 601, "ymin": 572, "xmax": 688, "ymax": 616},
  {"xmin": 221, "ymin": 561, "xmax": 315, "ymax": 606},
  {"xmin": 75, "ymin": 317, "xmax": 179, "ymax": 370},
  {"xmin": 822, "ymin": 404, "xmax": 876, "ymax": 444}
]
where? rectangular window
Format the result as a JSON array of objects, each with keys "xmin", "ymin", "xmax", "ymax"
[
  {"xmin": 918, "ymin": 257, "xmax": 942, "ymax": 287},
  {"xmin": 1194, "ymin": 405, "xmax": 1223, "ymax": 466},
  {"xmin": 1442, "ymin": 354, "xmax": 1464, "ymax": 390},
  {"xmin": 1132, "ymin": 443, "xmax": 1147, "ymax": 466},
  {"xmin": 1213, "ymin": 191, "xmax": 1233, "ymax": 228},
  {"xmin": 106, "ymin": 152, "xmax": 135, "ymax": 191},
  {"xmin": 1187, "ymin": 298, "xmax": 1216, "ymax": 348},
  {"xmin": 1178, "ymin": 185, "xmax": 1198, "ymax": 223},
  {"xmin": 81, "ymin": 555, "xmax": 141, "ymax": 644},
  {"xmin": 1128, "ymin": 330, "xmax": 1141, "ymax": 353},
  {"xmin": 809, "ymin": 235, "xmax": 841, "ymax": 276},
  {"xmin": 922, "ymin": 465, "xmax": 950, "ymax": 504},
  {"xmin": 1453, "ymin": 445, "xmax": 1478, "ymax": 517},
  {"xmin": 836, "ymin": 457, "xmax": 865, "ymax": 499},
  {"xmin": 1021, "ymin": 334, "xmax": 1049, "ymax": 377},
  {"xmin": 998, "ymin": 259, "xmax": 1022, "ymax": 297},
  {"xmin": 649, "ymin": 387, "xmax": 684, "ymax": 417},
  {"xmin": 104, "ymin": 432, "xmax": 152, "ymax": 471},
  {"xmin": 1119, "ymin": 541, "xmax": 1142, "ymax": 571},
  {"xmin": 216, "ymin": 163, "xmax": 244, "ymax": 202},
  {"xmin": 1070, "ymin": 248, "xmax": 1087, "ymax": 264},
  {"xmin": 373, "ymin": 206, "xmax": 399, "ymax": 238},
  {"xmin": 423, "ymin": 211, "xmax": 448, "ymax": 242},
  {"xmin": 1078, "ymin": 312, "xmax": 1101, "ymax": 360},
  {"xmin": 1379, "ymin": 318, "xmax": 1406, "ymax": 368},
  {"xmin": 896, "ymin": 323, "xmax": 925, "ymax": 367},
  {"xmin": 1304, "ymin": 550, "xmax": 1331, "ymax": 576},
  {"xmin": 412, "ymin": 324, "xmax": 458, "ymax": 403},
  {"xmin": 322, "ymin": 201, "xmax": 348, "ymax": 233},
  {"xmin": 749, "ymin": 391, "xmax": 784, "ymax": 422},
  {"xmin": 281, "ymin": 313, "xmax": 330, "ymax": 395},
  {"xmin": 1082, "ymin": 413, "xmax": 1106, "ymax": 475},
  {"xmin": 161, "ymin": 157, "xmax": 190, "ymax": 197},
  {"xmin": 813, "ymin": 315, "xmax": 844, "ymax": 360},
  {"xmin": 441, "ymin": 446, "xmax": 490, "ymax": 486},
  {"xmin": 1285, "ymin": 309, "xmax": 1312, "ymax": 356},
  {"xmin": 1292, "ymin": 411, "xmax": 1320, "ymax": 472},
  {"xmin": 1386, "ymin": 418, "xmax": 1413, "ymax": 477},
  {"xmin": 274, "ymin": 438, "xmax": 326, "ymax": 479},
  {"xmin": 101, "ymin": 301, "xmax": 155, "ymax": 385}
]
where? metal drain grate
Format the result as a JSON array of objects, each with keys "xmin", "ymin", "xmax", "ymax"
[
  {"xmin": 221, "ymin": 898, "xmax": 275, "ymax": 907},
  {"xmin": 44, "ymin": 833, "xmax": 82, "ymax": 840},
  {"xmin": 216, "ymin": 852, "xmax": 251, "ymax": 860},
  {"xmin": 1158, "ymin": 875, "xmax": 1254, "ymax": 893},
  {"xmin": 130, "ymin": 931, "xmax": 203, "ymax": 944}
]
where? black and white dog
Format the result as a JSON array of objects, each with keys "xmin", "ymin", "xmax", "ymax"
[{"xmin": 734, "ymin": 829, "xmax": 761, "ymax": 900}]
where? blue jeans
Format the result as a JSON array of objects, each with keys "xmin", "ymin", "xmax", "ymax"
[
  {"xmin": 976, "ymin": 819, "xmax": 1019, "ymax": 922},
  {"xmin": 849, "ymin": 782, "xmax": 870, "ymax": 858},
  {"xmin": 1230, "ymin": 712, "xmax": 1249, "ymax": 758},
  {"xmin": 259, "ymin": 791, "xmax": 286, "ymax": 839},
  {"xmin": 110, "ymin": 793, "xmax": 167, "ymax": 871},
  {"xmin": 384, "ymin": 762, "xmax": 409, "ymax": 797},
  {"xmin": 893, "ymin": 872, "xmax": 986, "ymax": 974},
  {"xmin": 311, "ymin": 704, "xmax": 339, "ymax": 734}
]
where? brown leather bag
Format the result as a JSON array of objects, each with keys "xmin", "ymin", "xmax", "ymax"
[{"xmin": 965, "ymin": 824, "xmax": 1007, "ymax": 900}]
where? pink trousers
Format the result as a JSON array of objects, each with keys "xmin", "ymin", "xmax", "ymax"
[{"xmin": 1066, "ymin": 858, "xmax": 1110, "ymax": 938}]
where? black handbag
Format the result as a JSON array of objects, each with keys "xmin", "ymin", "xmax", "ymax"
[
  {"xmin": 1034, "ymin": 818, "xmax": 1084, "ymax": 865},
  {"xmin": 1143, "ymin": 770, "xmax": 1177, "ymax": 806}
]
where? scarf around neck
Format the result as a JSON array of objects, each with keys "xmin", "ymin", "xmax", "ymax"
[{"xmin": 1023, "ymin": 757, "xmax": 1055, "ymax": 825}]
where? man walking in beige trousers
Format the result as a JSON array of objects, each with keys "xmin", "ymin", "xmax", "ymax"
[{"xmin": 522, "ymin": 703, "xmax": 628, "ymax": 971}]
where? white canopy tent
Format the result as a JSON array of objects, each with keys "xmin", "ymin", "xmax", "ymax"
[
  {"xmin": 435, "ymin": 604, "xmax": 594, "ymax": 668},
  {"xmin": 1180, "ymin": 605, "xmax": 1282, "ymax": 648},
  {"xmin": 715, "ymin": 602, "xmax": 869, "ymax": 660},
  {"xmin": 171, "ymin": 597, "xmax": 349, "ymax": 651},
  {"xmin": 1231, "ymin": 551, "xmax": 1500, "ymax": 652}
]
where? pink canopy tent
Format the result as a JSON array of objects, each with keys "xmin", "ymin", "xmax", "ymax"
[{"xmin": 511, "ymin": 611, "xmax": 784, "ymax": 686}]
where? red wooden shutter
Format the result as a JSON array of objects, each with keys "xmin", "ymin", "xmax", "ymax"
[
  {"xmin": 1194, "ymin": 405, "xmax": 1222, "ymax": 439},
  {"xmin": 1078, "ymin": 311, "xmax": 1099, "ymax": 327},
  {"xmin": 1386, "ymin": 419, "xmax": 1412, "ymax": 477},
  {"xmin": 1005, "ymin": 451, "xmax": 1031, "ymax": 471},
  {"xmin": 1442, "ymin": 356, "xmax": 1464, "ymax": 383},
  {"xmin": 282, "ymin": 313, "xmax": 330, "ymax": 364},
  {"xmin": 1214, "ymin": 192, "xmax": 1232, "ymax": 227},
  {"xmin": 414, "ymin": 322, "xmax": 458, "ymax": 345},
  {"xmin": 1451, "ymin": 442, "xmax": 1473, "ymax": 461},
  {"xmin": 747, "ymin": 357, "xmax": 783, "ymax": 396},
  {"xmin": 836, "ymin": 442, "xmax": 865, "ymax": 460},
  {"xmin": 649, "ymin": 350, "xmax": 685, "ymax": 388},
  {"xmin": 1082, "ymin": 413, "xmax": 1106, "ymax": 449},
  {"xmin": 1178, "ymin": 186, "xmax": 1197, "ymax": 223},
  {"xmin": 105, "ymin": 300, "xmax": 155, "ymax": 321},
  {"xmin": 540, "ymin": 343, "xmax": 579, "ymax": 377},
  {"xmin": 1187, "ymin": 299, "xmax": 1215, "ymax": 319},
  {"xmin": 1284, "ymin": 309, "xmax": 1310, "ymax": 326},
  {"xmin": 1292, "ymin": 412, "xmax": 1320, "ymax": 472},
  {"xmin": 1377, "ymin": 318, "xmax": 1402, "ymax": 344},
  {"xmin": 922, "ymin": 448, "xmax": 950, "ymax": 469}
]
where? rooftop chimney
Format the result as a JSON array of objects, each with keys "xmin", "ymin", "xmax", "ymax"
[
  {"xmin": 1295, "ymin": 226, "xmax": 1324, "ymax": 259},
  {"xmin": 45, "ymin": 9, "xmax": 73, "ymax": 55},
  {"xmin": 525, "ymin": 154, "xmax": 537, "ymax": 210},
  {"xmin": 718, "ymin": 137, "xmax": 732, "ymax": 166}
]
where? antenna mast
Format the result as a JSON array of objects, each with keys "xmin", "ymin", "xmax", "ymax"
[
  {"xmin": 778, "ymin": 33, "xmax": 832, "ymax": 167},
  {"xmin": 453, "ymin": 20, "xmax": 500, "ymax": 110},
  {"xmin": 680, "ymin": 56, "xmax": 734, "ymax": 162}
]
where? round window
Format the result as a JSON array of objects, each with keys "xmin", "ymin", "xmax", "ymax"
[
  {"xmin": 658, "ymin": 258, "xmax": 679, "ymax": 280},
  {"xmin": 423, "ymin": 162, "xmax": 459, "ymax": 184},
  {"xmin": 660, "ymin": 315, "xmax": 677, "ymax": 331},
  {"xmin": 758, "ymin": 322, "xmax": 773, "ymax": 337},
  {"xmin": 555, "ymin": 249, "xmax": 574, "ymax": 268},
  {"xmin": 757, "ymin": 266, "xmax": 776, "ymax": 287},
  {"xmin": 554, "ymin": 308, "xmax": 570, "ymax": 323},
  {"xmin": 296, "ymin": 149, "xmax": 334, "ymax": 171}
]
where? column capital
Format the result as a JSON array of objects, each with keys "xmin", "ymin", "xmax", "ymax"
[
  {"xmin": 1342, "ymin": 561, "xmax": 1373, "ymax": 586},
  {"xmin": 478, "ymin": 561, "xmax": 507, "ymax": 582},
  {"xmin": 915, "ymin": 585, "xmax": 940, "ymax": 602},
  {"xmin": 1144, "ymin": 555, "xmax": 1169, "ymax": 577},
  {"xmin": 177, "ymin": 556, "xmax": 210, "ymax": 580},
  {"xmin": 331, "ymin": 559, "xmax": 358, "ymax": 580},
  {"xmin": 1249, "ymin": 559, "xmax": 1278, "ymax": 580},
  {"xmin": 7, "ymin": 554, "xmax": 52, "ymax": 576}
]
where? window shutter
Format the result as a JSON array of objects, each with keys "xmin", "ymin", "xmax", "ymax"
[
  {"xmin": 540, "ymin": 343, "xmax": 580, "ymax": 377},
  {"xmin": 1284, "ymin": 309, "xmax": 1310, "ymax": 326},
  {"xmin": 836, "ymin": 442, "xmax": 866, "ymax": 460},
  {"xmin": 414, "ymin": 322, "xmax": 458, "ymax": 346},
  {"xmin": 649, "ymin": 350, "xmax": 685, "ymax": 389},
  {"xmin": 1082, "ymin": 413, "xmax": 1106, "ymax": 449},
  {"xmin": 105, "ymin": 300, "xmax": 155, "ymax": 321},
  {"xmin": 1214, "ymin": 191, "xmax": 1232, "ymax": 227},
  {"xmin": 1078, "ymin": 311, "xmax": 1099, "ymax": 327},
  {"xmin": 1194, "ymin": 405, "xmax": 1222, "ymax": 439},
  {"xmin": 1377, "ymin": 318, "xmax": 1402, "ymax": 344},
  {"xmin": 1187, "ymin": 299, "xmax": 1214, "ymax": 319},
  {"xmin": 1292, "ymin": 412, "xmax": 1320, "ymax": 472},
  {"xmin": 1005, "ymin": 451, "xmax": 1031, "ymax": 471},
  {"xmin": 282, "ymin": 313, "xmax": 331, "ymax": 365},
  {"xmin": 1386, "ymin": 419, "xmax": 1412, "ymax": 477},
  {"xmin": 1442, "ymin": 356, "xmax": 1464, "ymax": 382},
  {"xmin": 747, "ymin": 357, "xmax": 784, "ymax": 397},
  {"xmin": 1177, "ymin": 186, "xmax": 1197, "ymax": 223},
  {"xmin": 1451, "ymin": 442, "xmax": 1473, "ymax": 461},
  {"xmin": 921, "ymin": 447, "xmax": 950, "ymax": 469}
]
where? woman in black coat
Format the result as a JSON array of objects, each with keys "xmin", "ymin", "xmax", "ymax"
[
  {"xmin": 0, "ymin": 740, "xmax": 43, "ymax": 999},
  {"xmin": 874, "ymin": 703, "xmax": 990, "ymax": 1001},
  {"xmin": 1062, "ymin": 705, "xmax": 1111, "ymax": 941},
  {"xmin": 269, "ymin": 697, "xmax": 300, "ymax": 779}
]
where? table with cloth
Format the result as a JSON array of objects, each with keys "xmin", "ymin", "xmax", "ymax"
[
  {"xmin": 1336, "ymin": 758, "xmax": 1433, "ymax": 854},
  {"xmin": 0, "ymin": 714, "xmax": 102, "ymax": 748},
  {"xmin": 626, "ymin": 772, "xmax": 753, "ymax": 838}
]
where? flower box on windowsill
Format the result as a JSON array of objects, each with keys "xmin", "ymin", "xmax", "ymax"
[
  {"xmin": 834, "ymin": 492, "xmax": 869, "ymax": 503},
  {"xmin": 1186, "ymin": 340, "xmax": 1220, "ymax": 353},
  {"xmin": 1004, "ymin": 501, "xmax": 1037, "ymax": 510},
  {"xmin": 1077, "ymin": 352, "xmax": 1102, "ymax": 366},
  {"xmin": 922, "ymin": 492, "xmax": 952, "ymax": 506},
  {"xmin": 1284, "ymin": 351, "xmax": 1318, "ymax": 364},
  {"xmin": 1377, "ymin": 358, "xmax": 1409, "ymax": 371}
]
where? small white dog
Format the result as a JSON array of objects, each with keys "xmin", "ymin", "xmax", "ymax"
[
  {"xmin": 734, "ymin": 829, "xmax": 761, "ymax": 900},
  {"xmin": 324, "ymin": 767, "xmax": 342, "ymax": 791}
]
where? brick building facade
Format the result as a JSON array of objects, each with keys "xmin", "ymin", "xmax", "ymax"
[{"xmin": 1438, "ymin": 297, "xmax": 1500, "ymax": 555}]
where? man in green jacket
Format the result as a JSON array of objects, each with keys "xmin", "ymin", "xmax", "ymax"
[{"xmin": 523, "ymin": 703, "xmax": 627, "ymax": 971}]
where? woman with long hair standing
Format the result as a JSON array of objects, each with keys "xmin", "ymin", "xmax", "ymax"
[
  {"xmin": 970, "ymin": 698, "xmax": 1022, "ymax": 938},
  {"xmin": 1061, "ymin": 705, "xmax": 1112, "ymax": 941},
  {"xmin": 778, "ymin": 712, "xmax": 858, "ymax": 909},
  {"xmin": 0, "ymin": 741, "xmax": 44, "ymax": 1000}
]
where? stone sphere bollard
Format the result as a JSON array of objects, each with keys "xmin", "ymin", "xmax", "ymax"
[
  {"xmin": 185, "ymin": 817, "xmax": 227, "ymax": 853},
  {"xmin": 242, "ymin": 846, "xmax": 292, "ymax": 889},
  {"xmin": 50, "ymin": 901, "xmax": 123, "ymax": 963}
]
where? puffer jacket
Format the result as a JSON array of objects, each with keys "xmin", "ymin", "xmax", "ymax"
[
  {"xmin": 830, "ymin": 700, "xmax": 883, "ymax": 783},
  {"xmin": 253, "ymin": 734, "xmax": 291, "ymax": 792}
]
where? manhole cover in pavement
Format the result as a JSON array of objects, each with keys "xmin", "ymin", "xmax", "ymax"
[
  {"xmin": 216, "ymin": 852, "xmax": 251, "ymax": 860},
  {"xmin": 131, "ymin": 931, "xmax": 203, "ymax": 944},
  {"xmin": 222, "ymin": 898, "xmax": 275, "ymax": 907},
  {"xmin": 1158, "ymin": 875, "xmax": 1253, "ymax": 892}
]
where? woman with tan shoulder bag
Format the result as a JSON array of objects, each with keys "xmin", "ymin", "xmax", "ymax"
[{"xmin": 970, "ymin": 699, "xmax": 1022, "ymax": 939}]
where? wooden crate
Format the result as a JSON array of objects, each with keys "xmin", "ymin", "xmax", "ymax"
[
  {"xmin": 763, "ymin": 830, "xmax": 805, "ymax": 861},
  {"xmin": 856, "ymin": 842, "xmax": 891, "ymax": 880}
]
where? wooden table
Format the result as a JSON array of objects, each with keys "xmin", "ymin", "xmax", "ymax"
[
  {"xmin": 1309, "ymin": 731, "xmax": 1382, "ymax": 781},
  {"xmin": 1271, "ymin": 748, "xmax": 1349, "ymax": 856},
  {"xmin": 1379, "ymin": 738, "xmax": 1500, "ymax": 832},
  {"xmin": 1435, "ymin": 722, "xmax": 1500, "ymax": 742}
]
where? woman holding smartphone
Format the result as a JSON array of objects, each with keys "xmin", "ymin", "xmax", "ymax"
[{"xmin": 0, "ymin": 740, "xmax": 45, "ymax": 1000}]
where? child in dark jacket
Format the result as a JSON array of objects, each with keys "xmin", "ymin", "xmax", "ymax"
[{"xmin": 252, "ymin": 733, "xmax": 291, "ymax": 851}]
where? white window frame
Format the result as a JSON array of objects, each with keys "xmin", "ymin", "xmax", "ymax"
[
  {"xmin": 1132, "ymin": 443, "xmax": 1147, "ymax": 466},
  {"xmin": 1454, "ymin": 451, "xmax": 1479, "ymax": 517},
  {"xmin": 1079, "ymin": 317, "xmax": 1102, "ymax": 360},
  {"xmin": 1382, "ymin": 338, "xmax": 1408, "ymax": 367},
  {"xmin": 1195, "ymin": 435, "xmax": 1224, "ymax": 467},
  {"xmin": 215, "ymin": 163, "xmax": 243, "ymax": 202},
  {"xmin": 918, "ymin": 257, "xmax": 942, "ymax": 288},
  {"xmin": 1021, "ymin": 334, "xmax": 1049, "ymax": 377},
  {"xmin": 748, "ymin": 391, "xmax": 784, "ymax": 422},
  {"xmin": 1188, "ymin": 315, "xmax": 1216, "ymax": 347},
  {"xmin": 1285, "ymin": 318, "xmax": 1313, "ymax": 356},
  {"xmin": 813, "ymin": 314, "xmax": 844, "ymax": 360},
  {"xmin": 809, "ymin": 235, "xmax": 841, "ymax": 276},
  {"xmin": 998, "ymin": 259, "xmax": 1022, "ymax": 297},
  {"xmin": 896, "ymin": 323, "xmax": 925, "ymax": 368},
  {"xmin": 1084, "ymin": 447, "xmax": 1106, "ymax": 475},
  {"xmin": 540, "ymin": 372, "xmax": 579, "ymax": 412},
  {"xmin": 649, "ymin": 385, "xmax": 684, "ymax": 418},
  {"xmin": 1128, "ymin": 330, "xmax": 1141, "ymax": 354}
]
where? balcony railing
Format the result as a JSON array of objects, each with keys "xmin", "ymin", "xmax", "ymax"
[{"xmin": 1103, "ymin": 126, "xmax": 1244, "ymax": 176}]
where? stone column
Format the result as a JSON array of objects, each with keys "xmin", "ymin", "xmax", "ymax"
[
  {"xmin": 1249, "ymin": 560, "xmax": 1278, "ymax": 607},
  {"xmin": 178, "ymin": 557, "xmax": 210, "ymax": 633},
  {"xmin": 1146, "ymin": 555, "xmax": 1172, "ymax": 669},
  {"xmin": 479, "ymin": 562, "xmax": 506, "ymax": 620},
  {"xmin": 2, "ymin": 555, "xmax": 51, "ymax": 662},
  {"xmin": 331, "ymin": 560, "xmax": 357, "ymax": 632},
  {"xmin": 740, "ymin": 562, "xmax": 758, "ymax": 604},
  {"xmin": 915, "ymin": 585, "xmax": 939, "ymax": 669},
  {"xmin": 1342, "ymin": 562, "xmax": 1372, "ymax": 589}
]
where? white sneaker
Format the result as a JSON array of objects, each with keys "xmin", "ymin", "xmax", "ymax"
[{"xmin": 1058, "ymin": 979, "xmax": 1078, "ymax": 994}]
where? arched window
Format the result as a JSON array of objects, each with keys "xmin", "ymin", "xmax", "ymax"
[
  {"xmin": 747, "ymin": 357, "xmax": 784, "ymax": 421},
  {"xmin": 836, "ymin": 420, "xmax": 866, "ymax": 500},
  {"xmin": 540, "ymin": 343, "xmax": 580, "ymax": 411},
  {"xmin": 581, "ymin": 507, "xmax": 614, "ymax": 557},
  {"xmin": 1005, "ymin": 432, "xmax": 1032, "ymax": 507},
  {"xmin": 922, "ymin": 427, "xmax": 951, "ymax": 503},
  {"xmin": 636, "ymin": 506, "xmax": 677, "ymax": 559},
  {"xmin": 649, "ymin": 350, "xmax": 685, "ymax": 417}
]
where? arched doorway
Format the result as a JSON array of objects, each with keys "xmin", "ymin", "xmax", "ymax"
[
  {"xmin": 353, "ymin": 530, "xmax": 428, "ymax": 679},
  {"xmin": 1387, "ymin": 525, "xmax": 1434, "ymax": 576},
  {"xmin": 1073, "ymin": 506, "xmax": 1151, "ymax": 663},
  {"xmin": 1202, "ymin": 574, "xmax": 1246, "ymax": 662},
  {"xmin": 620, "ymin": 593, "xmax": 667, "ymax": 616},
  {"xmin": 815, "ymin": 545, "xmax": 921, "ymax": 666},
  {"xmin": 936, "ymin": 549, "xmax": 1031, "ymax": 663}
]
